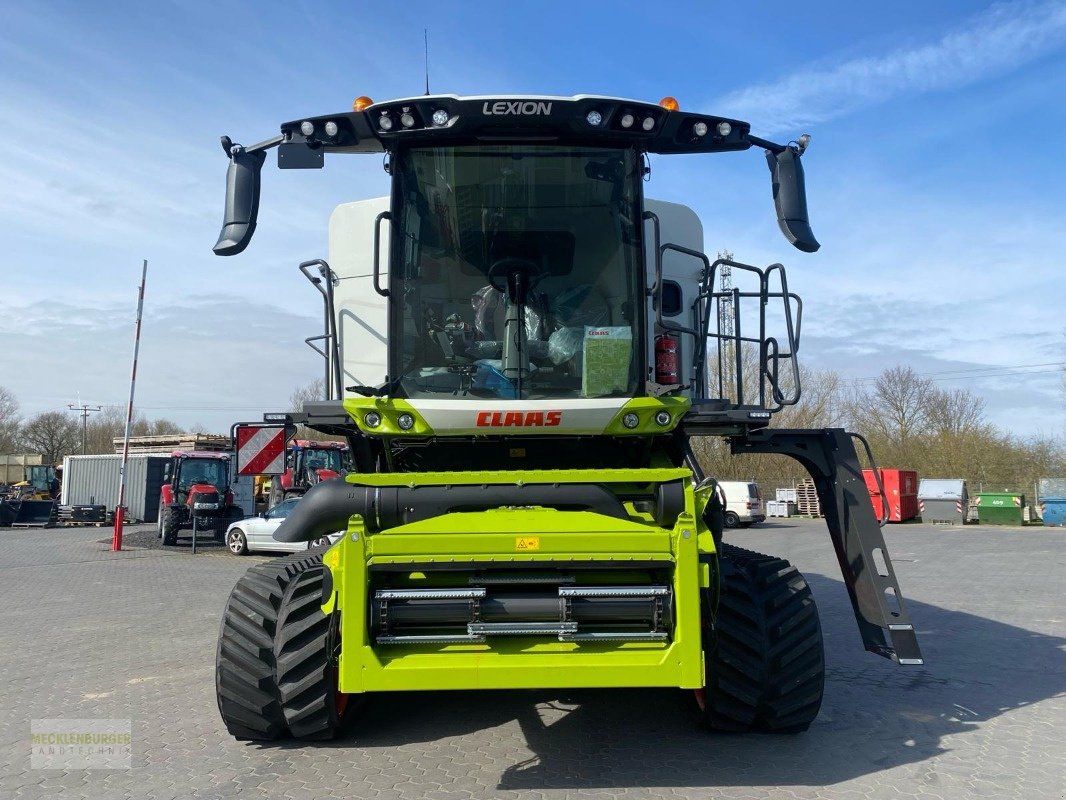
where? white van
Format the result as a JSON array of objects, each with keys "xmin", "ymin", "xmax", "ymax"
[{"xmin": 718, "ymin": 481, "xmax": 765, "ymax": 528}]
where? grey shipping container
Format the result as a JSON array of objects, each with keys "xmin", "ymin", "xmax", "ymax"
[
  {"xmin": 61, "ymin": 455, "xmax": 170, "ymax": 523},
  {"xmin": 918, "ymin": 478, "xmax": 968, "ymax": 525}
]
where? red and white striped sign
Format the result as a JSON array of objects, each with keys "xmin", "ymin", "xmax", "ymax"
[{"xmin": 235, "ymin": 425, "xmax": 288, "ymax": 476}]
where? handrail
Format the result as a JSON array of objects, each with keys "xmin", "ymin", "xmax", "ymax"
[
  {"xmin": 373, "ymin": 211, "xmax": 391, "ymax": 297},
  {"xmin": 298, "ymin": 259, "xmax": 342, "ymax": 400}
]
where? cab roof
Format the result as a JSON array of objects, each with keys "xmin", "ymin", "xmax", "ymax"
[
  {"xmin": 278, "ymin": 94, "xmax": 752, "ymax": 161},
  {"xmin": 172, "ymin": 450, "xmax": 231, "ymax": 460}
]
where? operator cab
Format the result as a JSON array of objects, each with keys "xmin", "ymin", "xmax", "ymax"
[
  {"xmin": 214, "ymin": 94, "xmax": 816, "ymax": 433},
  {"xmin": 395, "ymin": 145, "xmax": 642, "ymax": 400}
]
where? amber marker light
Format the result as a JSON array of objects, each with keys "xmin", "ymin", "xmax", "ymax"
[
  {"xmin": 353, "ymin": 96, "xmax": 374, "ymax": 111},
  {"xmin": 658, "ymin": 96, "xmax": 680, "ymax": 111}
]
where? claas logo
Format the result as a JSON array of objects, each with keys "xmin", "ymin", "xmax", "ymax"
[{"xmin": 475, "ymin": 410, "xmax": 563, "ymax": 427}]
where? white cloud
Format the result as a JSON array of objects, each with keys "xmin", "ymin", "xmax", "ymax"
[
  {"xmin": 716, "ymin": 1, "xmax": 1066, "ymax": 134},
  {"xmin": 0, "ymin": 297, "xmax": 326, "ymax": 434}
]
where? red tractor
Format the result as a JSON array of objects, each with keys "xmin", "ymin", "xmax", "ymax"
[
  {"xmin": 157, "ymin": 451, "xmax": 241, "ymax": 545},
  {"xmin": 268, "ymin": 440, "xmax": 349, "ymax": 507}
]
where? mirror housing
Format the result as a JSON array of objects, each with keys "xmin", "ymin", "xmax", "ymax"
[
  {"xmin": 766, "ymin": 146, "xmax": 819, "ymax": 253},
  {"xmin": 213, "ymin": 145, "xmax": 266, "ymax": 256}
]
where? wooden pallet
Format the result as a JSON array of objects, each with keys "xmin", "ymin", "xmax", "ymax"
[
  {"xmin": 111, "ymin": 433, "xmax": 231, "ymax": 454},
  {"xmin": 795, "ymin": 479, "xmax": 823, "ymax": 517}
]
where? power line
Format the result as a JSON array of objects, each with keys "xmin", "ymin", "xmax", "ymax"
[{"xmin": 68, "ymin": 403, "xmax": 102, "ymax": 455}]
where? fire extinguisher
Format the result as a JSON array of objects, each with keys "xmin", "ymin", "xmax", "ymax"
[{"xmin": 655, "ymin": 334, "xmax": 679, "ymax": 385}]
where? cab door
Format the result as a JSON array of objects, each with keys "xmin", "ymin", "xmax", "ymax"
[{"xmin": 644, "ymin": 199, "xmax": 705, "ymax": 394}]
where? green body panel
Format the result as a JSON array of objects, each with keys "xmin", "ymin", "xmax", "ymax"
[
  {"xmin": 341, "ymin": 466, "xmax": 690, "ymax": 487},
  {"xmin": 322, "ymin": 467, "xmax": 712, "ymax": 694}
]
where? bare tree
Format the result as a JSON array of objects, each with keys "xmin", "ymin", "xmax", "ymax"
[
  {"xmin": 20, "ymin": 411, "xmax": 80, "ymax": 464},
  {"xmin": 0, "ymin": 386, "xmax": 19, "ymax": 452},
  {"xmin": 847, "ymin": 365, "xmax": 934, "ymax": 453},
  {"xmin": 81, "ymin": 408, "xmax": 187, "ymax": 454},
  {"xmin": 288, "ymin": 379, "xmax": 341, "ymax": 442},
  {"xmin": 289, "ymin": 379, "xmax": 326, "ymax": 412},
  {"xmin": 926, "ymin": 388, "xmax": 986, "ymax": 437}
]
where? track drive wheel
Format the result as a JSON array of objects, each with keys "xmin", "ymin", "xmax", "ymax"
[
  {"xmin": 159, "ymin": 506, "xmax": 178, "ymax": 546},
  {"xmin": 216, "ymin": 551, "xmax": 334, "ymax": 740},
  {"xmin": 699, "ymin": 543, "xmax": 824, "ymax": 733}
]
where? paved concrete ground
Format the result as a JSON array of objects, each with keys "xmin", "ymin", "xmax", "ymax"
[{"xmin": 0, "ymin": 519, "xmax": 1063, "ymax": 799}]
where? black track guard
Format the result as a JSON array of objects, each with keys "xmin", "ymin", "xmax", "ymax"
[{"xmin": 731, "ymin": 428, "xmax": 923, "ymax": 665}]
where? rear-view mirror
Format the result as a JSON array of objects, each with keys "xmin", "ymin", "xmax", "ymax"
[
  {"xmin": 766, "ymin": 147, "xmax": 820, "ymax": 253},
  {"xmin": 213, "ymin": 146, "xmax": 266, "ymax": 256}
]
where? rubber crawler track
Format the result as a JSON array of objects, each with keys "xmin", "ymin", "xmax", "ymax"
[
  {"xmin": 274, "ymin": 563, "xmax": 351, "ymax": 739},
  {"xmin": 702, "ymin": 543, "xmax": 825, "ymax": 733},
  {"xmin": 215, "ymin": 551, "xmax": 327, "ymax": 740}
]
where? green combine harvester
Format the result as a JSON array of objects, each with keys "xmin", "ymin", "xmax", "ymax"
[{"xmin": 212, "ymin": 92, "xmax": 922, "ymax": 741}]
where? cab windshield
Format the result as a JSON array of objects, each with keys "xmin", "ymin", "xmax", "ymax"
[
  {"xmin": 299, "ymin": 448, "xmax": 346, "ymax": 473},
  {"xmin": 178, "ymin": 458, "xmax": 227, "ymax": 490},
  {"xmin": 393, "ymin": 145, "xmax": 643, "ymax": 400}
]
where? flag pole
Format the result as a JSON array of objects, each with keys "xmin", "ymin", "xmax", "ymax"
[{"xmin": 113, "ymin": 259, "xmax": 148, "ymax": 551}]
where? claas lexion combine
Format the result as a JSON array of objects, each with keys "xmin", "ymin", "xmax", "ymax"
[{"xmin": 212, "ymin": 93, "xmax": 923, "ymax": 741}]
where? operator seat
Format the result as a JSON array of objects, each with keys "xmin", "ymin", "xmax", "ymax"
[{"xmin": 469, "ymin": 286, "xmax": 550, "ymax": 359}]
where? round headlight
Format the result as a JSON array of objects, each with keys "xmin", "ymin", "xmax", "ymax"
[
  {"xmin": 655, "ymin": 410, "xmax": 672, "ymax": 426},
  {"xmin": 586, "ymin": 110, "xmax": 603, "ymax": 126},
  {"xmin": 432, "ymin": 109, "xmax": 449, "ymax": 126},
  {"xmin": 400, "ymin": 112, "xmax": 415, "ymax": 128},
  {"xmin": 364, "ymin": 411, "xmax": 381, "ymax": 428},
  {"xmin": 619, "ymin": 113, "xmax": 634, "ymax": 129},
  {"xmin": 323, "ymin": 120, "xmax": 339, "ymax": 138},
  {"xmin": 642, "ymin": 115, "xmax": 656, "ymax": 131},
  {"xmin": 717, "ymin": 121, "xmax": 732, "ymax": 137},
  {"xmin": 378, "ymin": 113, "xmax": 393, "ymax": 131},
  {"xmin": 299, "ymin": 120, "xmax": 314, "ymax": 137},
  {"xmin": 622, "ymin": 412, "xmax": 640, "ymax": 429},
  {"xmin": 693, "ymin": 121, "xmax": 708, "ymax": 137},
  {"xmin": 397, "ymin": 413, "xmax": 415, "ymax": 430}
]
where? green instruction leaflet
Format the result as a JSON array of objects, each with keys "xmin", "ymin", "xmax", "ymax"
[{"xmin": 582, "ymin": 326, "xmax": 632, "ymax": 397}]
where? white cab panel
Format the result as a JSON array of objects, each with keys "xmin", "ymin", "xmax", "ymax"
[{"xmin": 328, "ymin": 197, "xmax": 391, "ymax": 396}]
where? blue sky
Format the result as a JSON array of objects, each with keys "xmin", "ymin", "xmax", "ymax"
[{"xmin": 1, "ymin": 0, "xmax": 1064, "ymax": 435}]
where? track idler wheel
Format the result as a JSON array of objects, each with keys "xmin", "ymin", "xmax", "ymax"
[{"xmin": 700, "ymin": 543, "xmax": 824, "ymax": 733}]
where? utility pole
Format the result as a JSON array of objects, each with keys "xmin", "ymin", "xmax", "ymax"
[{"xmin": 68, "ymin": 403, "xmax": 102, "ymax": 454}]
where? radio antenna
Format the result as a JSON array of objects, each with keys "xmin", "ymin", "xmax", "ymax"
[{"xmin": 424, "ymin": 29, "xmax": 430, "ymax": 95}]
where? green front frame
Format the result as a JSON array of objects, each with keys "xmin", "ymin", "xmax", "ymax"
[{"xmin": 321, "ymin": 468, "xmax": 715, "ymax": 694}]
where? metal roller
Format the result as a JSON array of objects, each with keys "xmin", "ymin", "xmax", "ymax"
[{"xmin": 372, "ymin": 585, "xmax": 673, "ymax": 643}]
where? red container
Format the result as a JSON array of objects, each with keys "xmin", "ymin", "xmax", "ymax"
[{"xmin": 863, "ymin": 468, "xmax": 919, "ymax": 522}]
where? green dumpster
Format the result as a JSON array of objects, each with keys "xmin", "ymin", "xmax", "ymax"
[{"xmin": 975, "ymin": 492, "xmax": 1026, "ymax": 526}]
